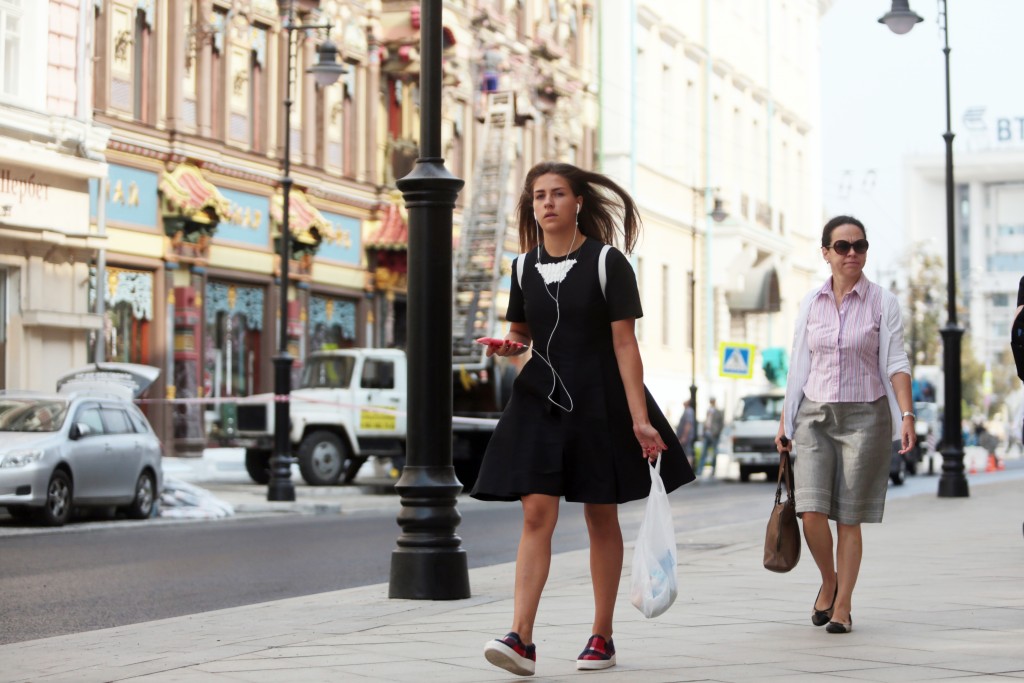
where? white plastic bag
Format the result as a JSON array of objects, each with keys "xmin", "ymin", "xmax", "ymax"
[{"xmin": 629, "ymin": 458, "xmax": 678, "ymax": 618}]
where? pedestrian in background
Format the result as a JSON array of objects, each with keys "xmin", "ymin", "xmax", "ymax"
[
  {"xmin": 698, "ymin": 397, "xmax": 723, "ymax": 477},
  {"xmin": 675, "ymin": 399, "xmax": 696, "ymax": 468},
  {"xmin": 775, "ymin": 215, "xmax": 916, "ymax": 635},
  {"xmin": 471, "ymin": 161, "xmax": 694, "ymax": 676}
]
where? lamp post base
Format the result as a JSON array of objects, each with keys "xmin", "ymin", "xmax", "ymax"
[
  {"xmin": 937, "ymin": 445, "xmax": 969, "ymax": 498},
  {"xmin": 389, "ymin": 549, "xmax": 470, "ymax": 600},
  {"xmin": 387, "ymin": 465, "xmax": 470, "ymax": 600},
  {"xmin": 268, "ymin": 354, "xmax": 296, "ymax": 502}
]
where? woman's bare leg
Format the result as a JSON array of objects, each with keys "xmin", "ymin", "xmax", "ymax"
[
  {"xmin": 510, "ymin": 494, "xmax": 560, "ymax": 644},
  {"xmin": 832, "ymin": 523, "xmax": 862, "ymax": 624},
  {"xmin": 802, "ymin": 512, "xmax": 838, "ymax": 610},
  {"xmin": 583, "ymin": 503, "xmax": 623, "ymax": 639}
]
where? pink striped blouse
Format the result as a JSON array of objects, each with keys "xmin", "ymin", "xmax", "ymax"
[{"xmin": 803, "ymin": 275, "xmax": 886, "ymax": 403}]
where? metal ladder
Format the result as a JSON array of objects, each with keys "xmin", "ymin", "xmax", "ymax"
[{"xmin": 452, "ymin": 91, "xmax": 516, "ymax": 367}]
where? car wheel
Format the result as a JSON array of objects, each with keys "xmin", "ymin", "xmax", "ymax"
[
  {"xmin": 297, "ymin": 431, "xmax": 347, "ymax": 486},
  {"xmin": 245, "ymin": 449, "xmax": 271, "ymax": 484},
  {"xmin": 38, "ymin": 470, "xmax": 73, "ymax": 526},
  {"xmin": 126, "ymin": 471, "xmax": 156, "ymax": 519},
  {"xmin": 739, "ymin": 466, "xmax": 752, "ymax": 483}
]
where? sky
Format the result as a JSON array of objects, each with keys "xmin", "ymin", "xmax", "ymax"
[{"xmin": 819, "ymin": 0, "xmax": 1024, "ymax": 283}]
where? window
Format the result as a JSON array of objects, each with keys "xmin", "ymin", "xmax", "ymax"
[
  {"xmin": 0, "ymin": 0, "xmax": 43, "ymax": 108},
  {"xmin": 74, "ymin": 406, "xmax": 105, "ymax": 435},
  {"xmin": 361, "ymin": 359, "xmax": 395, "ymax": 390},
  {"xmin": 101, "ymin": 408, "xmax": 132, "ymax": 435},
  {"xmin": 132, "ymin": 8, "xmax": 154, "ymax": 122},
  {"xmin": 249, "ymin": 27, "xmax": 267, "ymax": 152},
  {"xmin": 342, "ymin": 72, "xmax": 356, "ymax": 176},
  {"xmin": 127, "ymin": 405, "xmax": 151, "ymax": 434},
  {"xmin": 0, "ymin": 0, "xmax": 22, "ymax": 99},
  {"xmin": 992, "ymin": 293, "xmax": 1009, "ymax": 307}
]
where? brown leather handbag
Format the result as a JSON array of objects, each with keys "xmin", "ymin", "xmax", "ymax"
[{"xmin": 763, "ymin": 450, "xmax": 801, "ymax": 573}]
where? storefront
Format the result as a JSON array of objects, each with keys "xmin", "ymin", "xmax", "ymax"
[{"xmin": 93, "ymin": 154, "xmax": 371, "ymax": 454}]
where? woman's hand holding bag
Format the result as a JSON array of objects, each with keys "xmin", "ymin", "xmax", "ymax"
[{"xmin": 629, "ymin": 457, "xmax": 678, "ymax": 618}]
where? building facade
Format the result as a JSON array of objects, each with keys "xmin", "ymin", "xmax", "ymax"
[
  {"xmin": 599, "ymin": 0, "xmax": 828, "ymax": 422},
  {"xmin": 0, "ymin": 0, "xmax": 109, "ymax": 393},
  {"xmin": 906, "ymin": 146, "xmax": 1024, "ymax": 369},
  {"xmin": 81, "ymin": 0, "xmax": 597, "ymax": 454}
]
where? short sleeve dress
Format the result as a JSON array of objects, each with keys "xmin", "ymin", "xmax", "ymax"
[{"xmin": 470, "ymin": 238, "xmax": 694, "ymax": 504}]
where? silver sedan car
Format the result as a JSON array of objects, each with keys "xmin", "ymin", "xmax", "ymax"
[{"xmin": 0, "ymin": 364, "xmax": 163, "ymax": 526}]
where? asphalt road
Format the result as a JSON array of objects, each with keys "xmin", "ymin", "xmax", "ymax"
[
  {"xmin": 2, "ymin": 458, "xmax": 995, "ymax": 647},
  {"xmin": 0, "ymin": 478, "xmax": 779, "ymax": 645}
]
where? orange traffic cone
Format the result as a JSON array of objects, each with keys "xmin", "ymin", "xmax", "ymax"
[{"xmin": 985, "ymin": 453, "xmax": 998, "ymax": 473}]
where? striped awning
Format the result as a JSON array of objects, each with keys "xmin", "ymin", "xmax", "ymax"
[
  {"xmin": 271, "ymin": 188, "xmax": 332, "ymax": 246},
  {"xmin": 159, "ymin": 163, "xmax": 230, "ymax": 223}
]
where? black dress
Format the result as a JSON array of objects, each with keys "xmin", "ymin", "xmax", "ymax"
[{"xmin": 470, "ymin": 238, "xmax": 694, "ymax": 504}]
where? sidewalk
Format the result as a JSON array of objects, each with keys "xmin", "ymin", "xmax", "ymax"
[
  {"xmin": 2, "ymin": 475, "xmax": 1022, "ymax": 682},
  {"xmin": 159, "ymin": 449, "xmax": 412, "ymax": 517}
]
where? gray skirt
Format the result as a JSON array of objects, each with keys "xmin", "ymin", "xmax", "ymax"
[{"xmin": 792, "ymin": 397, "xmax": 891, "ymax": 524}]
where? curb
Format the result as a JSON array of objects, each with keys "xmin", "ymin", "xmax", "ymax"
[{"xmin": 233, "ymin": 501, "xmax": 343, "ymax": 515}]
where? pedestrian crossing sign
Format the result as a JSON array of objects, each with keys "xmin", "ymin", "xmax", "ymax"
[{"xmin": 719, "ymin": 342, "xmax": 756, "ymax": 379}]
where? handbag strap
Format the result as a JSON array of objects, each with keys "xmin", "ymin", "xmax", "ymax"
[{"xmin": 774, "ymin": 451, "xmax": 795, "ymax": 504}]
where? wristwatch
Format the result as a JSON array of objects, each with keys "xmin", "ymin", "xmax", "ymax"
[{"xmin": 901, "ymin": 411, "xmax": 916, "ymax": 420}]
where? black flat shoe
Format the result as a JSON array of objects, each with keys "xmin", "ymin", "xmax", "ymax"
[
  {"xmin": 825, "ymin": 616, "xmax": 852, "ymax": 634},
  {"xmin": 811, "ymin": 581, "xmax": 838, "ymax": 627}
]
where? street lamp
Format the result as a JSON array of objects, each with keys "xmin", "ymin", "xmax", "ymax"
[
  {"xmin": 268, "ymin": 0, "xmax": 346, "ymax": 502},
  {"xmin": 880, "ymin": 0, "xmax": 968, "ymax": 497},
  {"xmin": 684, "ymin": 187, "xmax": 728, "ymax": 415},
  {"xmin": 387, "ymin": 0, "xmax": 469, "ymax": 600}
]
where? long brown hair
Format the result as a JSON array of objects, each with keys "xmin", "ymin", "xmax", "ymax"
[{"xmin": 515, "ymin": 162, "xmax": 642, "ymax": 254}]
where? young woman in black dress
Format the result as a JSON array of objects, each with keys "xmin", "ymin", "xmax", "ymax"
[{"xmin": 472, "ymin": 162, "xmax": 694, "ymax": 676}]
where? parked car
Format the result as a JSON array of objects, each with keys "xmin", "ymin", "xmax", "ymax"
[{"xmin": 0, "ymin": 363, "xmax": 163, "ymax": 526}]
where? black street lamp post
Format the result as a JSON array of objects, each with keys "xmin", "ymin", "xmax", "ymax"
[
  {"xmin": 684, "ymin": 186, "xmax": 727, "ymax": 414},
  {"xmin": 388, "ymin": 0, "xmax": 470, "ymax": 599},
  {"xmin": 268, "ymin": 0, "xmax": 347, "ymax": 502},
  {"xmin": 880, "ymin": 0, "xmax": 968, "ymax": 497}
]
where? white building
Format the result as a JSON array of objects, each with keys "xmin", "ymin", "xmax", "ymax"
[
  {"xmin": 598, "ymin": 0, "xmax": 829, "ymax": 422},
  {"xmin": 906, "ymin": 146, "xmax": 1024, "ymax": 367},
  {"xmin": 0, "ymin": 0, "xmax": 109, "ymax": 391}
]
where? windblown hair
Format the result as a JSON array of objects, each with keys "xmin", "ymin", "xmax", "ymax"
[{"xmin": 515, "ymin": 162, "xmax": 642, "ymax": 255}]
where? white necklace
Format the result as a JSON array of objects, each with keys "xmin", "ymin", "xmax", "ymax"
[{"xmin": 535, "ymin": 232, "xmax": 579, "ymax": 285}]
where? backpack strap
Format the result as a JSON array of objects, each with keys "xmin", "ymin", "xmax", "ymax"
[
  {"xmin": 515, "ymin": 253, "xmax": 526, "ymax": 290},
  {"xmin": 598, "ymin": 244, "xmax": 611, "ymax": 300}
]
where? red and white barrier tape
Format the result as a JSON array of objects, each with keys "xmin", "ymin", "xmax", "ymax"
[{"xmin": 135, "ymin": 393, "xmax": 500, "ymax": 428}]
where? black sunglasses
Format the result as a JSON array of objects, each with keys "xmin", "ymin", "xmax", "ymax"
[{"xmin": 827, "ymin": 239, "xmax": 869, "ymax": 256}]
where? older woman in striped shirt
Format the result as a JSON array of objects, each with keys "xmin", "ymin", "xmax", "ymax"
[{"xmin": 775, "ymin": 215, "xmax": 916, "ymax": 635}]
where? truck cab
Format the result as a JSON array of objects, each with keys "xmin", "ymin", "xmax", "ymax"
[
  {"xmin": 218, "ymin": 348, "xmax": 408, "ymax": 486},
  {"xmin": 727, "ymin": 390, "xmax": 787, "ymax": 482}
]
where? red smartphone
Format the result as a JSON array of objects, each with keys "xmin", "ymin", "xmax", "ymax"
[{"xmin": 476, "ymin": 337, "xmax": 522, "ymax": 348}]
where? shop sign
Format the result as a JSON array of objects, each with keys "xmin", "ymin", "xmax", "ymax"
[
  {"xmin": 215, "ymin": 188, "xmax": 271, "ymax": 247},
  {"xmin": 89, "ymin": 164, "xmax": 160, "ymax": 228},
  {"xmin": 318, "ymin": 211, "xmax": 362, "ymax": 265},
  {"xmin": 1, "ymin": 165, "xmax": 90, "ymax": 233}
]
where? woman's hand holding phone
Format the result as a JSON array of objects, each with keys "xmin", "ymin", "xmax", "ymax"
[{"xmin": 476, "ymin": 337, "xmax": 525, "ymax": 357}]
